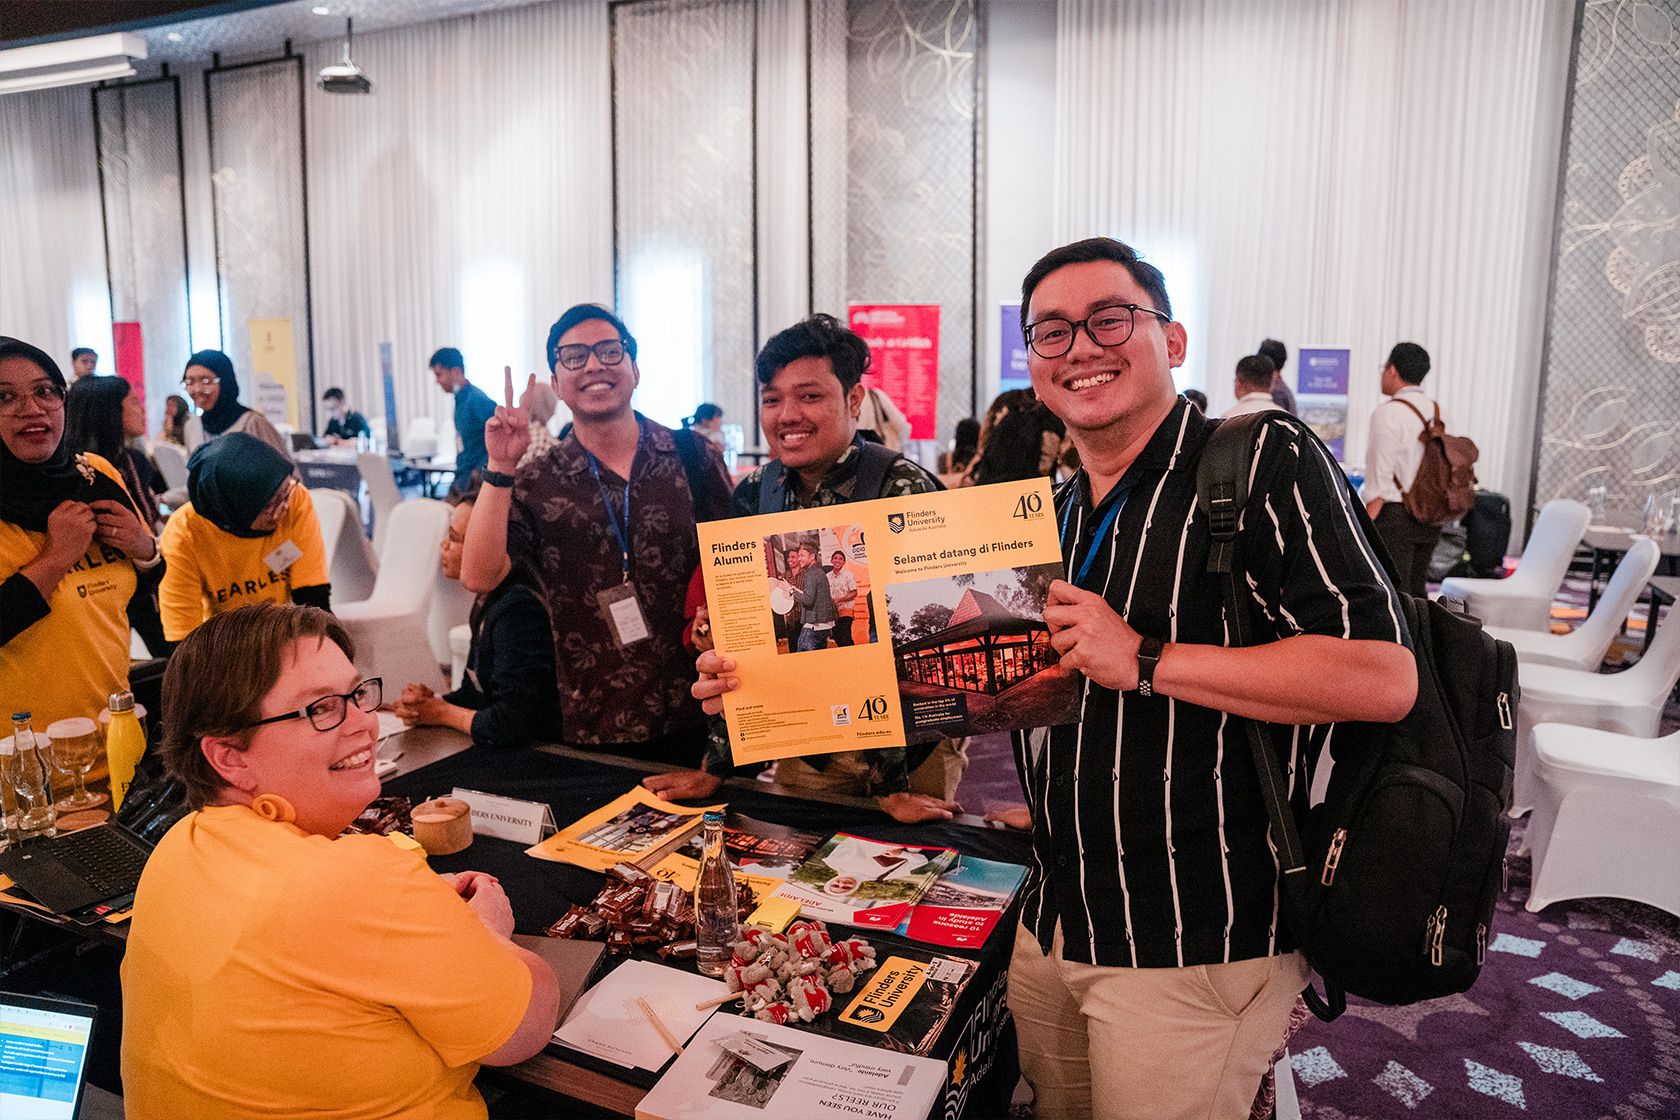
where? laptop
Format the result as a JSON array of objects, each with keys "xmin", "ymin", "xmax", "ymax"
[
  {"xmin": 0, "ymin": 821, "xmax": 153, "ymax": 917},
  {"xmin": 0, "ymin": 990, "xmax": 97, "ymax": 1119}
]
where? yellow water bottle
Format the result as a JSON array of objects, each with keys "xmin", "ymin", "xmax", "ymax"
[{"xmin": 106, "ymin": 691, "xmax": 146, "ymax": 813}]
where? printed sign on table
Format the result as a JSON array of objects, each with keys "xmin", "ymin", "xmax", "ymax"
[
  {"xmin": 848, "ymin": 304, "xmax": 939, "ymax": 440},
  {"xmin": 1296, "ymin": 346, "xmax": 1351, "ymax": 461}
]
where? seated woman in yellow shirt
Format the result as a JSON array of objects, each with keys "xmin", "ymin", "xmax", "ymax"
[
  {"xmin": 122, "ymin": 602, "xmax": 560, "ymax": 1120},
  {"xmin": 158, "ymin": 433, "xmax": 331, "ymax": 643},
  {"xmin": 1, "ymin": 337, "xmax": 159, "ymax": 730}
]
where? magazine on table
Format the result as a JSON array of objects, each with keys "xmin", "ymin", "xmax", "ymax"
[
  {"xmin": 890, "ymin": 854, "xmax": 1027, "ymax": 951},
  {"xmin": 634, "ymin": 1012, "xmax": 947, "ymax": 1120},
  {"xmin": 649, "ymin": 813, "xmax": 826, "ymax": 900},
  {"xmin": 769, "ymin": 833, "xmax": 956, "ymax": 928}
]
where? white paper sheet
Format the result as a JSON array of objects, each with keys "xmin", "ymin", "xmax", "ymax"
[{"xmin": 554, "ymin": 960, "xmax": 728, "ymax": 1071}]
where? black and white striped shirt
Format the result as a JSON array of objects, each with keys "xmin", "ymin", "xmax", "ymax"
[{"xmin": 1012, "ymin": 400, "xmax": 1409, "ymax": 969}]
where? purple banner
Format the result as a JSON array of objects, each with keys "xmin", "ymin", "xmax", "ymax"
[{"xmin": 1001, "ymin": 303, "xmax": 1030, "ymax": 393}]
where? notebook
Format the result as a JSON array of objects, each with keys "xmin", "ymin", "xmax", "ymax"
[
  {"xmin": 0, "ymin": 821, "xmax": 153, "ymax": 917},
  {"xmin": 0, "ymin": 990, "xmax": 97, "ymax": 1120}
]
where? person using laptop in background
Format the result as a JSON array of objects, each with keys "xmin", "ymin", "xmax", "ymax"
[{"xmin": 123, "ymin": 602, "xmax": 559, "ymax": 1120}]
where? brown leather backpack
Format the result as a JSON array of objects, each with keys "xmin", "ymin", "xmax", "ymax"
[{"xmin": 1393, "ymin": 398, "xmax": 1478, "ymax": 525}]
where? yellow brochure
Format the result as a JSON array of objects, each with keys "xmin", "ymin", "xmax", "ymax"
[
  {"xmin": 526, "ymin": 788, "xmax": 723, "ymax": 872},
  {"xmin": 698, "ymin": 477, "xmax": 1079, "ymax": 765}
]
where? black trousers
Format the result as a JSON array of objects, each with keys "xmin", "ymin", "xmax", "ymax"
[{"xmin": 1374, "ymin": 502, "xmax": 1442, "ymax": 599}]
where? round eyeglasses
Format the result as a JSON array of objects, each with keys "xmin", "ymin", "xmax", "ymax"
[
  {"xmin": 0, "ymin": 382, "xmax": 66, "ymax": 415},
  {"xmin": 555, "ymin": 339, "xmax": 627, "ymax": 370},
  {"xmin": 1023, "ymin": 304, "xmax": 1172, "ymax": 359},
  {"xmin": 182, "ymin": 375, "xmax": 221, "ymax": 389},
  {"xmin": 240, "ymin": 678, "xmax": 383, "ymax": 733}
]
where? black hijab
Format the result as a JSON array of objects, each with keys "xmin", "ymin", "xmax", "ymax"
[
  {"xmin": 0, "ymin": 337, "xmax": 132, "ymax": 532},
  {"xmin": 187, "ymin": 432, "xmax": 294, "ymax": 539},
  {"xmin": 186, "ymin": 349, "xmax": 249, "ymax": 436}
]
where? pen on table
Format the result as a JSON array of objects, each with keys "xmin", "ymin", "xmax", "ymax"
[{"xmin": 638, "ymin": 997, "xmax": 684, "ymax": 1055}]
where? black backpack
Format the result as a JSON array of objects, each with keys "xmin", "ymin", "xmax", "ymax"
[
  {"xmin": 1196, "ymin": 412, "xmax": 1519, "ymax": 1021},
  {"xmin": 755, "ymin": 440, "xmax": 940, "ymax": 513}
]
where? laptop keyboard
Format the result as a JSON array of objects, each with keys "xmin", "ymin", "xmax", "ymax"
[{"xmin": 53, "ymin": 827, "xmax": 148, "ymax": 895}]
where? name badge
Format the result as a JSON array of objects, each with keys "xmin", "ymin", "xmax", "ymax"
[
  {"xmin": 264, "ymin": 539, "xmax": 303, "ymax": 576},
  {"xmin": 597, "ymin": 582, "xmax": 651, "ymax": 648},
  {"xmin": 451, "ymin": 787, "xmax": 557, "ymax": 845}
]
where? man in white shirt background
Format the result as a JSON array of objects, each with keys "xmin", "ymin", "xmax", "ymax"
[
  {"xmin": 1361, "ymin": 341, "xmax": 1439, "ymax": 597},
  {"xmin": 825, "ymin": 549, "xmax": 859, "ymax": 646},
  {"xmin": 1222, "ymin": 354, "xmax": 1280, "ymax": 418}
]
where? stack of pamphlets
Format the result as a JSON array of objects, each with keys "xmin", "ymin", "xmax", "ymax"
[{"xmin": 769, "ymin": 833, "xmax": 956, "ymax": 928}]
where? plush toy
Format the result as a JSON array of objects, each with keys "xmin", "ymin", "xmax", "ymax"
[
  {"xmin": 787, "ymin": 976, "xmax": 832, "ymax": 1021},
  {"xmin": 753, "ymin": 1000, "xmax": 793, "ymax": 1025}
]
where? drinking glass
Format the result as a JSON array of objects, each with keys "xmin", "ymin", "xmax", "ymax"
[{"xmin": 46, "ymin": 717, "xmax": 107, "ymax": 811}]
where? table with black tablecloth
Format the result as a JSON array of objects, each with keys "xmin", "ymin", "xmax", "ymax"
[{"xmin": 381, "ymin": 739, "xmax": 1032, "ymax": 1119}]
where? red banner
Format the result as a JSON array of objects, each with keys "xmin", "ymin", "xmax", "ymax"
[
  {"xmin": 848, "ymin": 304, "xmax": 939, "ymax": 440},
  {"xmin": 112, "ymin": 322, "xmax": 145, "ymax": 411}
]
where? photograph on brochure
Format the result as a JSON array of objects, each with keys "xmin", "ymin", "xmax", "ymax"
[{"xmin": 697, "ymin": 477, "xmax": 1073, "ymax": 765}]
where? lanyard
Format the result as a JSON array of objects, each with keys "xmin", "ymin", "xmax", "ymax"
[
  {"xmin": 1060, "ymin": 477, "xmax": 1134, "ymax": 591},
  {"xmin": 586, "ymin": 453, "xmax": 632, "ymax": 581}
]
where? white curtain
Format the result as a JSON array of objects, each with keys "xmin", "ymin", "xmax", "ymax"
[
  {"xmin": 304, "ymin": 0, "xmax": 612, "ymax": 446},
  {"xmin": 1054, "ymin": 0, "xmax": 1574, "ymax": 518},
  {"xmin": 0, "ymin": 86, "xmax": 109, "ymax": 367}
]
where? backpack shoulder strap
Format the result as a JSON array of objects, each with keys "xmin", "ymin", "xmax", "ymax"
[
  {"xmin": 1389, "ymin": 395, "xmax": 1437, "ymax": 441},
  {"xmin": 757, "ymin": 460, "xmax": 789, "ymax": 514},
  {"xmin": 853, "ymin": 440, "xmax": 904, "ymax": 500}
]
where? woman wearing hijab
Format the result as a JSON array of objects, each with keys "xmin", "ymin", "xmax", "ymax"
[
  {"xmin": 181, "ymin": 349, "xmax": 292, "ymax": 461},
  {"xmin": 66, "ymin": 375, "xmax": 168, "ymax": 655},
  {"xmin": 0, "ymin": 337, "xmax": 160, "ymax": 730},
  {"xmin": 158, "ymin": 433, "xmax": 329, "ymax": 643}
]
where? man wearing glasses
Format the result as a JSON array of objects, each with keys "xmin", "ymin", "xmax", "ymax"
[
  {"xmin": 1003, "ymin": 238, "xmax": 1416, "ymax": 1118},
  {"xmin": 430, "ymin": 347, "xmax": 496, "ymax": 496},
  {"xmin": 458, "ymin": 305, "xmax": 732, "ymax": 765}
]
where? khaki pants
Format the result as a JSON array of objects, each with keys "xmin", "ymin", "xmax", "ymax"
[
  {"xmin": 1010, "ymin": 922, "xmax": 1310, "ymax": 1120},
  {"xmin": 773, "ymin": 738, "xmax": 968, "ymax": 802}
]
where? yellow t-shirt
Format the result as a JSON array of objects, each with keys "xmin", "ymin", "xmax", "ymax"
[
  {"xmin": 0, "ymin": 454, "xmax": 136, "ymax": 729},
  {"xmin": 158, "ymin": 483, "xmax": 330, "ymax": 640},
  {"xmin": 121, "ymin": 806, "xmax": 531, "ymax": 1120}
]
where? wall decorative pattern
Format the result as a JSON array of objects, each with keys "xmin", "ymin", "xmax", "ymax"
[
  {"xmin": 206, "ymin": 57, "xmax": 314, "ymax": 429},
  {"xmin": 94, "ymin": 78, "xmax": 191, "ymax": 428},
  {"xmin": 1535, "ymin": 0, "xmax": 1680, "ymax": 509}
]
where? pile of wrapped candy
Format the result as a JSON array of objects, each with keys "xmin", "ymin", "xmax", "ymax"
[
  {"xmin": 724, "ymin": 920, "xmax": 878, "ymax": 1025},
  {"xmin": 546, "ymin": 861, "xmax": 756, "ymax": 960},
  {"xmin": 343, "ymin": 796, "xmax": 412, "ymax": 837}
]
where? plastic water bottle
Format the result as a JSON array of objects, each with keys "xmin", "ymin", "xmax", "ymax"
[
  {"xmin": 693, "ymin": 810, "xmax": 739, "ymax": 977},
  {"xmin": 10, "ymin": 713, "xmax": 56, "ymax": 840}
]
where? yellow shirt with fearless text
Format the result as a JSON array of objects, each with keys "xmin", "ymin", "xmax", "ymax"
[{"xmin": 157, "ymin": 483, "xmax": 329, "ymax": 640}]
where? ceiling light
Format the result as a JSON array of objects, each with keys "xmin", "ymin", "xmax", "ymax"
[
  {"xmin": 167, "ymin": 33, "xmax": 183, "ymax": 42},
  {"xmin": 312, "ymin": 6, "xmax": 331, "ymax": 13},
  {"xmin": 0, "ymin": 33, "xmax": 146, "ymax": 95}
]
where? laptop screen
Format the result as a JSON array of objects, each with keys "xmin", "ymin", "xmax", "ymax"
[{"xmin": 0, "ymin": 992, "xmax": 96, "ymax": 1120}]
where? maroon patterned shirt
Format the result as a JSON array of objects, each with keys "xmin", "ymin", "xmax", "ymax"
[{"xmin": 508, "ymin": 415, "xmax": 732, "ymax": 747}]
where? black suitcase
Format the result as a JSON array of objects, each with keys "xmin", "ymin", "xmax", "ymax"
[{"xmin": 1462, "ymin": 490, "xmax": 1510, "ymax": 579}]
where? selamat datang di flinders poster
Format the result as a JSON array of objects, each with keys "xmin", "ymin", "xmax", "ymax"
[{"xmin": 697, "ymin": 478, "xmax": 1080, "ymax": 765}]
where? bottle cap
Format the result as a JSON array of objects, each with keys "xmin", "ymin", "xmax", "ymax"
[
  {"xmin": 11, "ymin": 712, "xmax": 29, "ymax": 721},
  {"xmin": 109, "ymin": 691, "xmax": 135, "ymax": 713},
  {"xmin": 703, "ymin": 809, "xmax": 725, "ymax": 823}
]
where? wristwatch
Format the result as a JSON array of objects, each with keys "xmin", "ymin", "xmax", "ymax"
[
  {"xmin": 482, "ymin": 469, "xmax": 516, "ymax": 488},
  {"xmin": 1136, "ymin": 635, "xmax": 1164, "ymax": 697}
]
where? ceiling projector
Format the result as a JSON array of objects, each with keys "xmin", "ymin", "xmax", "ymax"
[{"xmin": 318, "ymin": 18, "xmax": 370, "ymax": 94}]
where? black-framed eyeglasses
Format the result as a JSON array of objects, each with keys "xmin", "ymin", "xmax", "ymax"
[
  {"xmin": 555, "ymin": 339, "xmax": 627, "ymax": 370},
  {"xmin": 0, "ymin": 382, "xmax": 66, "ymax": 415},
  {"xmin": 182, "ymin": 374, "xmax": 221, "ymax": 389},
  {"xmin": 241, "ymin": 678, "xmax": 382, "ymax": 733},
  {"xmin": 1023, "ymin": 304, "xmax": 1172, "ymax": 359}
]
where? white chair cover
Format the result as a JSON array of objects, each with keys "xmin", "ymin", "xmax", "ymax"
[
  {"xmin": 152, "ymin": 442, "xmax": 189, "ymax": 491},
  {"xmin": 1484, "ymin": 537, "xmax": 1661, "ymax": 671},
  {"xmin": 334, "ymin": 499, "xmax": 451, "ymax": 692},
  {"xmin": 1511, "ymin": 602, "xmax": 1680, "ymax": 814},
  {"xmin": 1439, "ymin": 499, "xmax": 1591, "ymax": 631},
  {"xmin": 312, "ymin": 487, "xmax": 379, "ymax": 605},
  {"xmin": 1525, "ymin": 723, "xmax": 1680, "ymax": 919},
  {"xmin": 449, "ymin": 624, "xmax": 472, "ymax": 691},
  {"xmin": 357, "ymin": 451, "xmax": 404, "ymax": 557}
]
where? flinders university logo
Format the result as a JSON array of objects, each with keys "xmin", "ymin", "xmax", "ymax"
[{"xmin": 888, "ymin": 513, "xmax": 905, "ymax": 533}]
